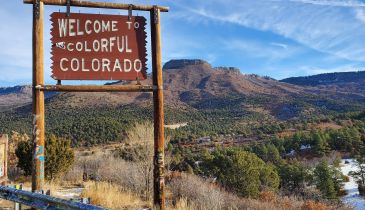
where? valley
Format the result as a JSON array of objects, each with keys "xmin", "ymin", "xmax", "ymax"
[{"xmin": 2, "ymin": 59, "xmax": 365, "ymax": 209}]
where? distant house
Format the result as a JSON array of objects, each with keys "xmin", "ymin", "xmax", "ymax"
[
  {"xmin": 300, "ymin": 144, "xmax": 311, "ymax": 150},
  {"xmin": 198, "ymin": 136, "xmax": 211, "ymax": 144},
  {"xmin": 286, "ymin": 144, "xmax": 312, "ymax": 157}
]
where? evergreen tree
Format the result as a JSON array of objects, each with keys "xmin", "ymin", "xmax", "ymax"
[
  {"xmin": 200, "ymin": 148, "xmax": 279, "ymax": 197},
  {"xmin": 266, "ymin": 144, "xmax": 282, "ymax": 164},
  {"xmin": 15, "ymin": 140, "xmax": 33, "ymax": 176},
  {"xmin": 16, "ymin": 134, "xmax": 74, "ymax": 180},
  {"xmin": 278, "ymin": 160, "xmax": 308, "ymax": 192},
  {"xmin": 252, "ymin": 144, "xmax": 268, "ymax": 161},
  {"xmin": 45, "ymin": 134, "xmax": 75, "ymax": 180},
  {"xmin": 312, "ymin": 132, "xmax": 330, "ymax": 156},
  {"xmin": 314, "ymin": 160, "xmax": 337, "ymax": 199},
  {"xmin": 291, "ymin": 133, "xmax": 302, "ymax": 152}
]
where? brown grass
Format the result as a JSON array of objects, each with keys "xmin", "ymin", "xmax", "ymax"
[
  {"xmin": 81, "ymin": 181, "xmax": 149, "ymax": 210},
  {"xmin": 301, "ymin": 201, "xmax": 328, "ymax": 210},
  {"xmin": 62, "ymin": 142, "xmax": 353, "ymax": 210},
  {"xmin": 314, "ymin": 123, "xmax": 342, "ymax": 130}
]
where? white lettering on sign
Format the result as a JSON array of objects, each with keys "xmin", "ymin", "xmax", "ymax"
[
  {"xmin": 52, "ymin": 13, "xmax": 146, "ymax": 79},
  {"xmin": 57, "ymin": 19, "xmax": 119, "ymax": 37},
  {"xmin": 59, "ymin": 58, "xmax": 142, "ymax": 73},
  {"xmin": 58, "ymin": 19, "xmax": 68, "ymax": 37},
  {"xmin": 57, "ymin": 33, "xmax": 139, "ymax": 72}
]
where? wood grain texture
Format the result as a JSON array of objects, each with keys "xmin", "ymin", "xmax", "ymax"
[
  {"xmin": 24, "ymin": 0, "xmax": 169, "ymax": 12},
  {"xmin": 151, "ymin": 7, "xmax": 165, "ymax": 210},
  {"xmin": 32, "ymin": 0, "xmax": 45, "ymax": 193},
  {"xmin": 38, "ymin": 84, "xmax": 154, "ymax": 92}
]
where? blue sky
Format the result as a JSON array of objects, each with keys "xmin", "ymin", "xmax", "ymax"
[{"xmin": 1, "ymin": 0, "xmax": 365, "ymax": 86}]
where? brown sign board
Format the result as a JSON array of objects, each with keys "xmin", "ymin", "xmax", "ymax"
[{"xmin": 50, "ymin": 12, "xmax": 147, "ymax": 80}]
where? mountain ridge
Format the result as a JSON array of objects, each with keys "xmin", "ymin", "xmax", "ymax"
[
  {"xmin": 2, "ymin": 59, "xmax": 365, "ymax": 145},
  {"xmin": 1, "ymin": 59, "xmax": 365, "ymax": 119}
]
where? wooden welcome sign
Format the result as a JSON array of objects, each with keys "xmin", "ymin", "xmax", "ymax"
[
  {"xmin": 24, "ymin": 0, "xmax": 168, "ymax": 208},
  {"xmin": 50, "ymin": 12, "xmax": 147, "ymax": 80}
]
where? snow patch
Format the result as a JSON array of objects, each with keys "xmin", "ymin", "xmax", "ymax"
[{"xmin": 341, "ymin": 159, "xmax": 365, "ymax": 210}]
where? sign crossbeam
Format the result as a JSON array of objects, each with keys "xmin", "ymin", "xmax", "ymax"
[
  {"xmin": 23, "ymin": 0, "xmax": 169, "ymax": 12},
  {"xmin": 36, "ymin": 84, "xmax": 155, "ymax": 92}
]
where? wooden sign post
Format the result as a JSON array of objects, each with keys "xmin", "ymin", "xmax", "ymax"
[
  {"xmin": 32, "ymin": 0, "xmax": 45, "ymax": 193},
  {"xmin": 151, "ymin": 8, "xmax": 165, "ymax": 206},
  {"xmin": 0, "ymin": 135, "xmax": 8, "ymax": 184},
  {"xmin": 24, "ymin": 1, "xmax": 168, "ymax": 209}
]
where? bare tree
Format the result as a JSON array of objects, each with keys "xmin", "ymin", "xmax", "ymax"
[{"xmin": 124, "ymin": 122, "xmax": 154, "ymax": 201}]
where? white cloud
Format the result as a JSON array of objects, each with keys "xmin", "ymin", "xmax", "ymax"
[
  {"xmin": 299, "ymin": 65, "xmax": 364, "ymax": 75},
  {"xmin": 289, "ymin": 0, "xmax": 365, "ymax": 7},
  {"xmin": 222, "ymin": 39, "xmax": 300, "ymax": 61},
  {"xmin": 355, "ymin": 8, "xmax": 365, "ymax": 21},
  {"xmin": 176, "ymin": 0, "xmax": 365, "ymax": 62},
  {"xmin": 271, "ymin": 42, "xmax": 288, "ymax": 49}
]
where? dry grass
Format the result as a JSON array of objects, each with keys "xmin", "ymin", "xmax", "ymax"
[
  {"xmin": 81, "ymin": 181, "xmax": 148, "ymax": 210},
  {"xmin": 62, "ymin": 150, "xmax": 353, "ymax": 210},
  {"xmin": 0, "ymin": 198, "xmax": 16, "ymax": 209},
  {"xmin": 64, "ymin": 154, "xmax": 149, "ymax": 198},
  {"xmin": 167, "ymin": 173, "xmax": 352, "ymax": 210},
  {"xmin": 173, "ymin": 198, "xmax": 200, "ymax": 210},
  {"xmin": 314, "ymin": 123, "xmax": 342, "ymax": 130}
]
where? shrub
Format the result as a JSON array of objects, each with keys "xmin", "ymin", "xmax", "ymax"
[
  {"xmin": 15, "ymin": 140, "xmax": 33, "ymax": 176},
  {"xmin": 15, "ymin": 134, "xmax": 75, "ymax": 180},
  {"xmin": 301, "ymin": 201, "xmax": 328, "ymax": 210},
  {"xmin": 258, "ymin": 191, "xmax": 276, "ymax": 203},
  {"xmin": 200, "ymin": 148, "xmax": 280, "ymax": 197},
  {"xmin": 168, "ymin": 173, "xmax": 303, "ymax": 210}
]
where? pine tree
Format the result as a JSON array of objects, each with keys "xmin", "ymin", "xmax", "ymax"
[
  {"xmin": 278, "ymin": 160, "xmax": 308, "ymax": 192},
  {"xmin": 15, "ymin": 140, "xmax": 33, "ymax": 176},
  {"xmin": 15, "ymin": 134, "xmax": 74, "ymax": 180},
  {"xmin": 266, "ymin": 144, "xmax": 282, "ymax": 164},
  {"xmin": 314, "ymin": 160, "xmax": 337, "ymax": 199},
  {"xmin": 201, "ymin": 148, "xmax": 280, "ymax": 197},
  {"xmin": 45, "ymin": 134, "xmax": 75, "ymax": 180},
  {"xmin": 312, "ymin": 132, "xmax": 330, "ymax": 156}
]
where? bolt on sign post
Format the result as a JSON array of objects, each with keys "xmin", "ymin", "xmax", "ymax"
[{"xmin": 23, "ymin": 0, "xmax": 168, "ymax": 209}]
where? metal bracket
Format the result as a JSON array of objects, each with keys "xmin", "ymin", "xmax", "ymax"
[
  {"xmin": 66, "ymin": 0, "xmax": 71, "ymax": 17},
  {"xmin": 153, "ymin": 85, "xmax": 163, "ymax": 90},
  {"xmin": 34, "ymin": 0, "xmax": 40, "ymax": 18},
  {"xmin": 128, "ymin": 4, "xmax": 133, "ymax": 21},
  {"xmin": 34, "ymin": 85, "xmax": 42, "ymax": 90},
  {"xmin": 153, "ymin": 6, "xmax": 159, "ymax": 24}
]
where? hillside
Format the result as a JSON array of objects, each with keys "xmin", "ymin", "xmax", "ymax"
[
  {"xmin": 0, "ymin": 86, "xmax": 32, "ymax": 110},
  {"xmin": 1, "ymin": 59, "xmax": 365, "ymax": 145},
  {"xmin": 2, "ymin": 60, "xmax": 365, "ymax": 113},
  {"xmin": 0, "ymin": 85, "xmax": 58, "ymax": 111},
  {"xmin": 281, "ymin": 71, "xmax": 365, "ymax": 98}
]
